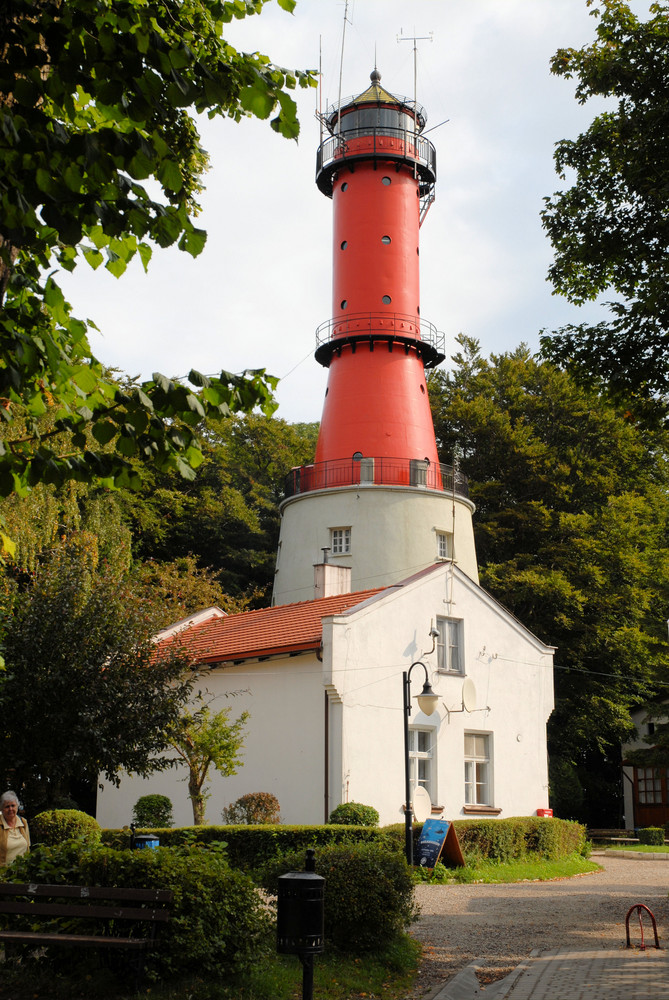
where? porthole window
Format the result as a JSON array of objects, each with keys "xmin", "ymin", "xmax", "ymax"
[
  {"xmin": 382, "ymin": 295, "xmax": 391, "ymax": 305},
  {"xmin": 381, "ymin": 235, "xmax": 391, "ymax": 244},
  {"xmin": 417, "ymin": 306, "xmax": 420, "ymax": 314},
  {"xmin": 340, "ymin": 241, "xmax": 348, "ymax": 250},
  {"xmin": 341, "ymin": 299, "xmax": 348, "ymax": 309},
  {"xmin": 382, "ymin": 176, "xmax": 391, "ymax": 186},
  {"xmin": 341, "ymin": 182, "xmax": 348, "ymax": 192}
]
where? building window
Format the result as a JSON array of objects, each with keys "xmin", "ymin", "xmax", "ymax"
[
  {"xmin": 408, "ymin": 728, "xmax": 434, "ymax": 800},
  {"xmin": 436, "ymin": 531, "xmax": 451, "ymax": 560},
  {"xmin": 330, "ymin": 528, "xmax": 351, "ymax": 555},
  {"xmin": 436, "ymin": 617, "xmax": 463, "ymax": 674},
  {"xmin": 464, "ymin": 733, "xmax": 491, "ymax": 806},
  {"xmin": 636, "ymin": 767, "xmax": 663, "ymax": 804}
]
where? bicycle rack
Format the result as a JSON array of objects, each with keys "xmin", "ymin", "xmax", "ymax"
[{"xmin": 625, "ymin": 903, "xmax": 660, "ymax": 950}]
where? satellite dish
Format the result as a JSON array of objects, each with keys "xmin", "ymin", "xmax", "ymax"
[
  {"xmin": 413, "ymin": 786, "xmax": 432, "ymax": 823},
  {"xmin": 462, "ymin": 678, "xmax": 477, "ymax": 713}
]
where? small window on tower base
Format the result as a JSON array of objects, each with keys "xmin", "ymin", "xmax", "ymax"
[
  {"xmin": 330, "ymin": 527, "xmax": 351, "ymax": 555},
  {"xmin": 436, "ymin": 531, "xmax": 452, "ymax": 560}
]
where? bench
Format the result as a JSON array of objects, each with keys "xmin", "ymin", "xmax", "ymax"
[{"xmin": 0, "ymin": 882, "xmax": 172, "ymax": 981}]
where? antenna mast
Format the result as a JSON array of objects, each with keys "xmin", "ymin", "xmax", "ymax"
[
  {"xmin": 337, "ymin": 0, "xmax": 352, "ymax": 125},
  {"xmin": 397, "ymin": 27, "xmax": 434, "ymax": 123}
]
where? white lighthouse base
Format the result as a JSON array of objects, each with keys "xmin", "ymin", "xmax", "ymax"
[{"xmin": 272, "ymin": 484, "xmax": 478, "ymax": 606}]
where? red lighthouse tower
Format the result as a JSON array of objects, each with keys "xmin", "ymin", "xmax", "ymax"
[
  {"xmin": 313, "ymin": 69, "xmax": 443, "ymax": 473},
  {"xmin": 272, "ymin": 72, "xmax": 477, "ymax": 606}
]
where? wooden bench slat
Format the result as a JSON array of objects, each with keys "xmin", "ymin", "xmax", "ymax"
[
  {"xmin": 0, "ymin": 883, "xmax": 172, "ymax": 903},
  {"xmin": 0, "ymin": 930, "xmax": 150, "ymax": 949},
  {"xmin": 0, "ymin": 900, "xmax": 170, "ymax": 920}
]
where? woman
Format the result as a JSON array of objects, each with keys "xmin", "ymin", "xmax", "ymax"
[{"xmin": 0, "ymin": 791, "xmax": 29, "ymax": 865}]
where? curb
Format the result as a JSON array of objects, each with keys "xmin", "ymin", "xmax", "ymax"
[{"xmin": 426, "ymin": 952, "xmax": 540, "ymax": 1000}]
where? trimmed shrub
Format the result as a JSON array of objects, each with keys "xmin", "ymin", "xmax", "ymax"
[
  {"xmin": 639, "ymin": 827, "xmax": 665, "ymax": 846},
  {"xmin": 328, "ymin": 802, "xmax": 379, "ymax": 827},
  {"xmin": 101, "ymin": 823, "xmax": 393, "ymax": 871},
  {"xmin": 261, "ymin": 843, "xmax": 416, "ymax": 954},
  {"xmin": 32, "ymin": 809, "xmax": 101, "ymax": 846},
  {"xmin": 132, "ymin": 794, "xmax": 174, "ymax": 828},
  {"xmin": 7, "ymin": 840, "xmax": 270, "ymax": 979},
  {"xmin": 223, "ymin": 792, "xmax": 280, "ymax": 825}
]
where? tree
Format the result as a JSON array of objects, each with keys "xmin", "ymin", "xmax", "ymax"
[
  {"xmin": 0, "ymin": 535, "xmax": 196, "ymax": 811},
  {"xmin": 429, "ymin": 338, "xmax": 669, "ymax": 824},
  {"xmin": 0, "ymin": 1, "xmax": 317, "ymax": 499},
  {"xmin": 168, "ymin": 700, "xmax": 248, "ymax": 824},
  {"xmin": 540, "ymin": 1, "xmax": 669, "ymax": 412},
  {"xmin": 118, "ymin": 414, "xmax": 318, "ymax": 604}
]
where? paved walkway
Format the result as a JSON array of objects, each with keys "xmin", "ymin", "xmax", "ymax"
[
  {"xmin": 410, "ymin": 852, "xmax": 669, "ymax": 1000},
  {"xmin": 431, "ymin": 946, "xmax": 669, "ymax": 999}
]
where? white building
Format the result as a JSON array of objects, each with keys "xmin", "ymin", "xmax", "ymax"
[{"xmin": 96, "ymin": 72, "xmax": 555, "ymax": 829}]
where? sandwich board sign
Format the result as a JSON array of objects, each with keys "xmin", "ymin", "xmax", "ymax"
[{"xmin": 415, "ymin": 818, "xmax": 464, "ymax": 868}]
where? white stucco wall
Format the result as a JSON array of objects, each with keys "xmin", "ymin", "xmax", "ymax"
[
  {"xmin": 97, "ymin": 564, "xmax": 554, "ymax": 830},
  {"xmin": 322, "ymin": 564, "xmax": 554, "ymax": 824},
  {"xmin": 272, "ymin": 484, "xmax": 478, "ymax": 606},
  {"xmin": 96, "ymin": 654, "xmax": 328, "ymax": 829}
]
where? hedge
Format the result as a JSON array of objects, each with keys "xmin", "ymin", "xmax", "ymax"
[
  {"xmin": 101, "ymin": 824, "xmax": 394, "ymax": 871},
  {"xmin": 260, "ymin": 843, "xmax": 416, "ymax": 954},
  {"xmin": 383, "ymin": 816, "xmax": 587, "ymax": 863},
  {"xmin": 6, "ymin": 840, "xmax": 269, "ymax": 980},
  {"xmin": 638, "ymin": 827, "xmax": 665, "ymax": 846}
]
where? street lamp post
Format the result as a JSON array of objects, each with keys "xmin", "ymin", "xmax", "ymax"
[{"xmin": 403, "ymin": 660, "xmax": 439, "ymax": 865}]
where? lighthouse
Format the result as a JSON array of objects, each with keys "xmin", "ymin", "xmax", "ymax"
[{"xmin": 272, "ymin": 71, "xmax": 478, "ymax": 606}]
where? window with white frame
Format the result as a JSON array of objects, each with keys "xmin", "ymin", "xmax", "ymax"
[
  {"xmin": 636, "ymin": 767, "xmax": 663, "ymax": 804},
  {"xmin": 436, "ymin": 531, "xmax": 451, "ymax": 560},
  {"xmin": 330, "ymin": 527, "xmax": 351, "ymax": 555},
  {"xmin": 408, "ymin": 728, "xmax": 435, "ymax": 801},
  {"xmin": 436, "ymin": 616, "xmax": 463, "ymax": 673},
  {"xmin": 464, "ymin": 733, "xmax": 492, "ymax": 806}
]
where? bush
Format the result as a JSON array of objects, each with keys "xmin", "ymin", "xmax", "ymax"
[
  {"xmin": 132, "ymin": 794, "xmax": 174, "ymax": 828},
  {"xmin": 31, "ymin": 809, "xmax": 101, "ymax": 847},
  {"xmin": 260, "ymin": 842, "xmax": 416, "ymax": 954},
  {"xmin": 639, "ymin": 827, "xmax": 665, "ymax": 846},
  {"xmin": 7, "ymin": 840, "xmax": 270, "ymax": 980},
  {"xmin": 223, "ymin": 792, "xmax": 280, "ymax": 825},
  {"xmin": 328, "ymin": 802, "xmax": 379, "ymax": 827},
  {"xmin": 101, "ymin": 823, "xmax": 393, "ymax": 871}
]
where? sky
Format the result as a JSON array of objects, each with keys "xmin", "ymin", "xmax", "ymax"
[{"xmin": 57, "ymin": 0, "xmax": 652, "ymax": 424}]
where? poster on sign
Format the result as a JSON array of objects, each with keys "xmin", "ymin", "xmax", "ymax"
[{"xmin": 415, "ymin": 818, "xmax": 465, "ymax": 868}]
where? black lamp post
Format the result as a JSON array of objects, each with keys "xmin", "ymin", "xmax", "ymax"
[{"xmin": 403, "ymin": 660, "xmax": 439, "ymax": 865}]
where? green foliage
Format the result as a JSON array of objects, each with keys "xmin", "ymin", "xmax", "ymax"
[
  {"xmin": 6, "ymin": 840, "xmax": 270, "ymax": 979},
  {"xmin": 540, "ymin": 2, "xmax": 669, "ymax": 412},
  {"xmin": 0, "ymin": 0, "xmax": 318, "ymax": 499},
  {"xmin": 638, "ymin": 826, "xmax": 665, "ymax": 846},
  {"xmin": 429, "ymin": 339, "xmax": 669, "ymax": 824},
  {"xmin": 328, "ymin": 802, "xmax": 380, "ymax": 827},
  {"xmin": 1, "ymin": 535, "xmax": 195, "ymax": 809},
  {"xmin": 120, "ymin": 415, "xmax": 318, "ymax": 605},
  {"xmin": 448, "ymin": 817, "xmax": 586, "ymax": 864},
  {"xmin": 133, "ymin": 795, "xmax": 174, "ymax": 829},
  {"xmin": 31, "ymin": 809, "xmax": 101, "ymax": 846},
  {"xmin": 549, "ymin": 758, "xmax": 585, "ymax": 820},
  {"xmin": 223, "ymin": 792, "xmax": 281, "ymax": 825},
  {"xmin": 261, "ymin": 843, "xmax": 417, "ymax": 954},
  {"xmin": 101, "ymin": 823, "xmax": 394, "ymax": 870},
  {"xmin": 168, "ymin": 699, "xmax": 249, "ymax": 825}
]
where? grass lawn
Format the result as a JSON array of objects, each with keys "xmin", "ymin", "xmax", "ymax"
[
  {"xmin": 605, "ymin": 843, "xmax": 669, "ymax": 853},
  {"xmin": 415, "ymin": 853, "xmax": 601, "ymax": 884}
]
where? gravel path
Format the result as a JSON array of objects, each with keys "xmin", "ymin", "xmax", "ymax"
[{"xmin": 407, "ymin": 854, "xmax": 669, "ymax": 997}]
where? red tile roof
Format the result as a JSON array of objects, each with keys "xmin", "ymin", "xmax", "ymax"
[{"xmin": 161, "ymin": 588, "xmax": 385, "ymax": 664}]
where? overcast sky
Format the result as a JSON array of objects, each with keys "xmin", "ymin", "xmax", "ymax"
[{"xmin": 57, "ymin": 0, "xmax": 651, "ymax": 424}]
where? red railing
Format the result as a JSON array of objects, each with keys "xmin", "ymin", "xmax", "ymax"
[{"xmin": 283, "ymin": 457, "xmax": 468, "ymax": 499}]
